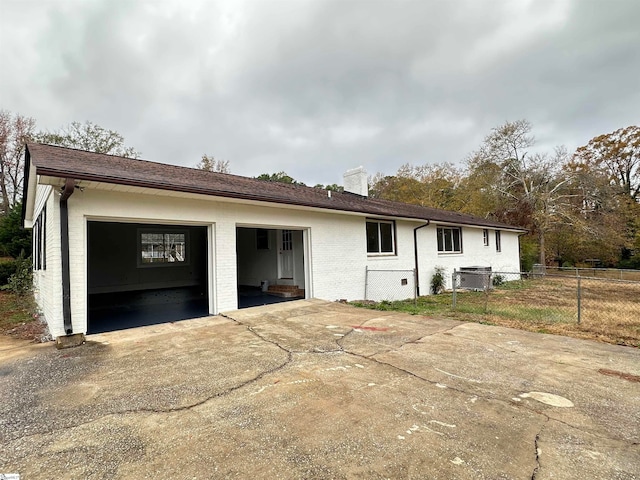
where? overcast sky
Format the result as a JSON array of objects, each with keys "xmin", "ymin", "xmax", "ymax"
[{"xmin": 1, "ymin": 0, "xmax": 638, "ymax": 186}]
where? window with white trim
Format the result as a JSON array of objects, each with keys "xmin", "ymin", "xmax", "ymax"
[
  {"xmin": 366, "ymin": 220, "xmax": 395, "ymax": 254},
  {"xmin": 483, "ymin": 229, "xmax": 489, "ymax": 246},
  {"xmin": 495, "ymin": 230, "xmax": 502, "ymax": 252},
  {"xmin": 139, "ymin": 230, "xmax": 188, "ymax": 266},
  {"xmin": 437, "ymin": 227, "xmax": 462, "ymax": 253}
]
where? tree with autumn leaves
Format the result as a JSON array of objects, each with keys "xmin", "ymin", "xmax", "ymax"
[
  {"xmin": 370, "ymin": 121, "xmax": 640, "ymax": 269},
  {"xmin": 1, "ymin": 108, "xmax": 638, "ymax": 268}
]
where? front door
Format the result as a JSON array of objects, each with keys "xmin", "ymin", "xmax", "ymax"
[{"xmin": 278, "ymin": 229, "xmax": 294, "ymax": 279}]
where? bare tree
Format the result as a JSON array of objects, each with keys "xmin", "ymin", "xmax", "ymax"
[
  {"xmin": 35, "ymin": 121, "xmax": 139, "ymax": 158},
  {"xmin": 196, "ymin": 154, "xmax": 230, "ymax": 173},
  {"xmin": 468, "ymin": 120, "xmax": 576, "ymax": 265},
  {"xmin": 0, "ymin": 110, "xmax": 36, "ymax": 215}
]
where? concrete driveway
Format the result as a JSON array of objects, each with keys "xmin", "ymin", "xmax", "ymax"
[{"xmin": 1, "ymin": 299, "xmax": 638, "ymax": 479}]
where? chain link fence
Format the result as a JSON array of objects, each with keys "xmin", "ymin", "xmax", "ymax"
[
  {"xmin": 541, "ymin": 266, "xmax": 640, "ymax": 282},
  {"xmin": 364, "ymin": 267, "xmax": 417, "ymax": 303},
  {"xmin": 452, "ymin": 270, "xmax": 640, "ymax": 337}
]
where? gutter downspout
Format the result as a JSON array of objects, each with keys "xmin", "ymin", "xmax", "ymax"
[
  {"xmin": 60, "ymin": 178, "xmax": 75, "ymax": 335},
  {"xmin": 413, "ymin": 220, "xmax": 431, "ymax": 297}
]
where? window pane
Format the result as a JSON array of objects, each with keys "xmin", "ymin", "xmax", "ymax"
[
  {"xmin": 141, "ymin": 233, "xmax": 165, "ymax": 263},
  {"xmin": 141, "ymin": 232, "xmax": 186, "ymax": 263},
  {"xmin": 256, "ymin": 229, "xmax": 269, "ymax": 250},
  {"xmin": 453, "ymin": 228, "xmax": 461, "ymax": 252},
  {"xmin": 366, "ymin": 222, "xmax": 379, "ymax": 253},
  {"xmin": 437, "ymin": 228, "xmax": 444, "ymax": 251},
  {"xmin": 165, "ymin": 233, "xmax": 186, "ymax": 262},
  {"xmin": 495, "ymin": 230, "xmax": 501, "ymax": 252},
  {"xmin": 380, "ymin": 222, "xmax": 393, "ymax": 252},
  {"xmin": 444, "ymin": 229, "xmax": 453, "ymax": 251}
]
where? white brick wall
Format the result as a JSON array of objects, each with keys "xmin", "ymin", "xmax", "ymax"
[
  {"xmin": 37, "ymin": 186, "xmax": 522, "ymax": 336},
  {"xmin": 417, "ymin": 224, "xmax": 521, "ymax": 292},
  {"xmin": 31, "ymin": 186, "xmax": 67, "ymax": 338}
]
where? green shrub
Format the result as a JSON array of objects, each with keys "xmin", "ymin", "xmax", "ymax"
[
  {"xmin": 0, "ymin": 259, "xmax": 18, "ymax": 286},
  {"xmin": 618, "ymin": 256, "xmax": 640, "ymax": 270},
  {"xmin": 431, "ymin": 266, "xmax": 446, "ymax": 295},
  {"xmin": 1, "ymin": 254, "xmax": 32, "ymax": 296},
  {"xmin": 492, "ymin": 274, "xmax": 505, "ymax": 287},
  {"xmin": 0, "ymin": 202, "xmax": 32, "ymax": 258},
  {"xmin": 519, "ymin": 235, "xmax": 538, "ymax": 272}
]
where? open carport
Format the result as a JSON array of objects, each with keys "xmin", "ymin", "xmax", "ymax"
[{"xmin": 1, "ymin": 300, "xmax": 638, "ymax": 479}]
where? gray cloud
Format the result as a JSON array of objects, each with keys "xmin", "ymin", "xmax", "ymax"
[{"xmin": 1, "ymin": 0, "xmax": 638, "ymax": 186}]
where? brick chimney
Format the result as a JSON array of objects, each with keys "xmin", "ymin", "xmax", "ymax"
[{"xmin": 343, "ymin": 166, "xmax": 368, "ymax": 197}]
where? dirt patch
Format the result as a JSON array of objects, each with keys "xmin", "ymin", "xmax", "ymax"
[
  {"xmin": 0, "ymin": 291, "xmax": 49, "ymax": 342},
  {"xmin": 5, "ymin": 320, "xmax": 49, "ymax": 342},
  {"xmin": 598, "ymin": 368, "xmax": 640, "ymax": 383},
  {"xmin": 351, "ymin": 325, "xmax": 389, "ymax": 332}
]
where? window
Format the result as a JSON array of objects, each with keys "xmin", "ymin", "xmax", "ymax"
[
  {"xmin": 139, "ymin": 230, "xmax": 188, "ymax": 266},
  {"xmin": 281, "ymin": 229, "xmax": 293, "ymax": 251},
  {"xmin": 437, "ymin": 227, "xmax": 462, "ymax": 253},
  {"xmin": 256, "ymin": 229, "xmax": 270, "ymax": 250},
  {"xmin": 495, "ymin": 230, "xmax": 502, "ymax": 252},
  {"xmin": 483, "ymin": 229, "xmax": 489, "ymax": 246},
  {"xmin": 366, "ymin": 220, "xmax": 395, "ymax": 254},
  {"xmin": 33, "ymin": 207, "xmax": 46, "ymax": 271}
]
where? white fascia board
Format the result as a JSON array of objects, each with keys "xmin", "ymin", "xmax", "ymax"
[
  {"xmin": 433, "ymin": 220, "xmax": 526, "ymax": 234},
  {"xmin": 22, "ymin": 163, "xmax": 38, "ymax": 228}
]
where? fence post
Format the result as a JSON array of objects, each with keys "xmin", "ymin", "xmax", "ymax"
[
  {"xmin": 484, "ymin": 273, "xmax": 491, "ymax": 313},
  {"xmin": 577, "ymin": 275, "xmax": 581, "ymax": 324},
  {"xmin": 452, "ymin": 269, "xmax": 457, "ymax": 310},
  {"xmin": 364, "ymin": 266, "xmax": 369, "ymax": 301}
]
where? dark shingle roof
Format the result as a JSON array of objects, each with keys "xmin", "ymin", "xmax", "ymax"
[{"xmin": 26, "ymin": 142, "xmax": 525, "ymax": 231}]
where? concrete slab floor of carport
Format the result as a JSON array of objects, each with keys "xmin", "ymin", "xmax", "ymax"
[{"xmin": 1, "ymin": 299, "xmax": 638, "ymax": 479}]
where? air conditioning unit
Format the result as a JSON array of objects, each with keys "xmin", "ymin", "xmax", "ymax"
[{"xmin": 459, "ymin": 266, "xmax": 492, "ymax": 290}]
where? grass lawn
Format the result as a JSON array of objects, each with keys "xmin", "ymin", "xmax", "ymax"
[{"xmin": 351, "ymin": 276, "xmax": 640, "ymax": 348}]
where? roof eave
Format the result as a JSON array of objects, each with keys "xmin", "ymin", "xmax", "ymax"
[
  {"xmin": 22, "ymin": 146, "xmax": 38, "ymax": 228},
  {"xmin": 32, "ymin": 158, "xmax": 527, "ymax": 233}
]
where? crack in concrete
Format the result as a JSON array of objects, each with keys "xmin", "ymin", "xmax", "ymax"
[
  {"xmin": 531, "ymin": 417, "xmax": 548, "ymax": 480},
  {"xmin": 5, "ymin": 315, "xmax": 294, "ymax": 445},
  {"xmin": 362, "ymin": 348, "xmax": 636, "ymax": 446},
  {"xmin": 7, "ymin": 310, "xmax": 638, "ymax": 456},
  {"xmin": 335, "ymin": 318, "xmax": 462, "ymax": 357},
  {"xmin": 6, "ymin": 350, "xmax": 293, "ymax": 445},
  {"xmin": 218, "ymin": 312, "xmax": 639, "ymax": 447}
]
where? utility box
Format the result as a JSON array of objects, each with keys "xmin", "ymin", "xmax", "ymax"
[
  {"xmin": 532, "ymin": 264, "xmax": 545, "ymax": 277},
  {"xmin": 459, "ymin": 266, "xmax": 492, "ymax": 290}
]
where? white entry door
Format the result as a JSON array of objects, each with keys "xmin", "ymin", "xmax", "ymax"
[{"xmin": 278, "ymin": 229, "xmax": 294, "ymax": 279}]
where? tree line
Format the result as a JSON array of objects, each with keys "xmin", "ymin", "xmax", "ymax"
[
  {"xmin": 1, "ymin": 109, "xmax": 638, "ymax": 269},
  {"xmin": 370, "ymin": 120, "xmax": 639, "ymax": 270}
]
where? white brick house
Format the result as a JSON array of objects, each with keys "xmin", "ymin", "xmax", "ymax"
[{"xmin": 22, "ymin": 143, "xmax": 525, "ymax": 340}]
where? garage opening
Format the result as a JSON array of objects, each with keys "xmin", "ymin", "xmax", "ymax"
[
  {"xmin": 87, "ymin": 222, "xmax": 209, "ymax": 334},
  {"xmin": 236, "ymin": 227, "xmax": 306, "ymax": 309}
]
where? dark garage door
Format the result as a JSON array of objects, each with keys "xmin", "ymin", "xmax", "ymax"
[{"xmin": 87, "ymin": 222, "xmax": 209, "ymax": 334}]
